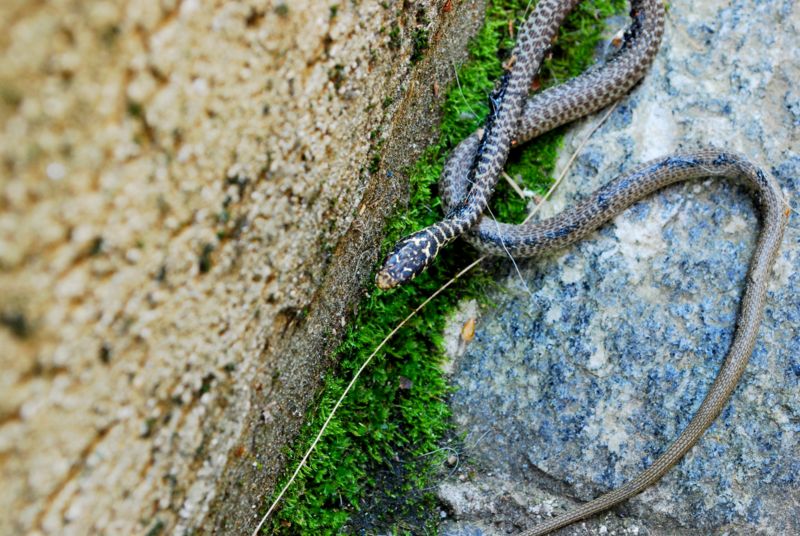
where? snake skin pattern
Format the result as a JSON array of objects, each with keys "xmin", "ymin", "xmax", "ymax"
[
  {"xmin": 376, "ymin": 0, "xmax": 664, "ymax": 289},
  {"xmin": 375, "ymin": 0, "xmax": 789, "ymax": 534}
]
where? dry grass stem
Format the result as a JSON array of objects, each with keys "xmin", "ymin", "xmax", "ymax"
[{"xmin": 252, "ymin": 102, "xmax": 618, "ymax": 536}]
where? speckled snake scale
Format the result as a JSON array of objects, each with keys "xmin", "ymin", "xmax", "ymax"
[{"xmin": 376, "ymin": 0, "xmax": 788, "ymax": 534}]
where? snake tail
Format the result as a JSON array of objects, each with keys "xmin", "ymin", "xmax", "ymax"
[{"xmin": 519, "ymin": 152, "xmax": 787, "ymax": 534}]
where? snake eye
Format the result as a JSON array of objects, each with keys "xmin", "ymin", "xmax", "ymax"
[{"xmin": 376, "ymin": 230, "xmax": 440, "ymax": 289}]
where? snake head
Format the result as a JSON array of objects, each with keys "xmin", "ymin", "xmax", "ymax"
[{"xmin": 376, "ymin": 229, "xmax": 440, "ymax": 290}]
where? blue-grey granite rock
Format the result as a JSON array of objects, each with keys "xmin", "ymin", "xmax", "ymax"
[{"xmin": 439, "ymin": 1, "xmax": 800, "ymax": 534}]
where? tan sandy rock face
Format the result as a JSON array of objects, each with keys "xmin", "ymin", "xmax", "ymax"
[{"xmin": 0, "ymin": 0, "xmax": 483, "ymax": 533}]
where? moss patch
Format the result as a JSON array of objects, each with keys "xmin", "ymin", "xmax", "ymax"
[{"xmin": 262, "ymin": 0, "xmax": 625, "ymax": 534}]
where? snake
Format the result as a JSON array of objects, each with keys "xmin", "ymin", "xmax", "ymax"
[{"xmin": 375, "ymin": 0, "xmax": 789, "ymax": 534}]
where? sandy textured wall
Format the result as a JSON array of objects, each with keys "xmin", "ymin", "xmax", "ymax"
[{"xmin": 0, "ymin": 0, "xmax": 483, "ymax": 533}]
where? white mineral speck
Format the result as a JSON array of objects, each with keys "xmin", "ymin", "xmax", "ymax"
[{"xmin": 46, "ymin": 162, "xmax": 66, "ymax": 181}]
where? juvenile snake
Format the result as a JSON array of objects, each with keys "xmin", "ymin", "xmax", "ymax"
[{"xmin": 376, "ymin": 0, "xmax": 788, "ymax": 534}]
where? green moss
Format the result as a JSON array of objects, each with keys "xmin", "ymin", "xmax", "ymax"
[
  {"xmin": 388, "ymin": 24, "xmax": 402, "ymax": 50},
  {"xmin": 98, "ymin": 342, "xmax": 112, "ymax": 364},
  {"xmin": 261, "ymin": 0, "xmax": 625, "ymax": 534},
  {"xmin": 88, "ymin": 236, "xmax": 104, "ymax": 256},
  {"xmin": 100, "ymin": 24, "xmax": 121, "ymax": 48},
  {"xmin": 198, "ymin": 243, "xmax": 214, "ymax": 274},
  {"xmin": 0, "ymin": 311, "xmax": 30, "ymax": 339},
  {"xmin": 329, "ymin": 64, "xmax": 346, "ymax": 90},
  {"xmin": 126, "ymin": 100, "xmax": 144, "ymax": 119},
  {"xmin": 410, "ymin": 27, "xmax": 430, "ymax": 64},
  {"xmin": 145, "ymin": 519, "xmax": 165, "ymax": 536}
]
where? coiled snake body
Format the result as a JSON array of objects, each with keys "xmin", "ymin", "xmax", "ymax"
[{"xmin": 377, "ymin": 0, "xmax": 787, "ymax": 534}]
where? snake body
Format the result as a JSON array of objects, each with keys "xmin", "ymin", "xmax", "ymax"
[
  {"xmin": 514, "ymin": 151, "xmax": 786, "ymax": 536},
  {"xmin": 376, "ymin": 0, "xmax": 665, "ymax": 288},
  {"xmin": 376, "ymin": 0, "xmax": 788, "ymax": 534}
]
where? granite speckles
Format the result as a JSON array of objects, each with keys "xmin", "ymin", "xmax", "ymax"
[{"xmin": 440, "ymin": 0, "xmax": 800, "ymax": 534}]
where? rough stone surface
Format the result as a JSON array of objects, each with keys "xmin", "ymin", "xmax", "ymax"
[
  {"xmin": 439, "ymin": 1, "xmax": 800, "ymax": 534},
  {"xmin": 0, "ymin": 0, "xmax": 486, "ymax": 534}
]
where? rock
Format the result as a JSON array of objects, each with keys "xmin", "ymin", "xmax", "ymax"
[
  {"xmin": 0, "ymin": 1, "xmax": 487, "ymax": 534},
  {"xmin": 440, "ymin": 0, "xmax": 800, "ymax": 534}
]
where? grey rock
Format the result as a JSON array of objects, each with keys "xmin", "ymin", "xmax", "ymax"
[{"xmin": 440, "ymin": 1, "xmax": 800, "ymax": 534}]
